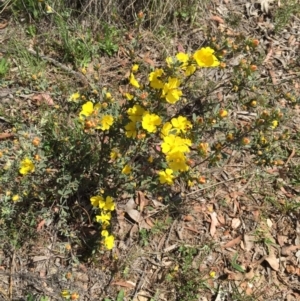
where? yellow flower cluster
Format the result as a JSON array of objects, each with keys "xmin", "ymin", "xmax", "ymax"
[
  {"xmin": 19, "ymin": 158, "xmax": 35, "ymax": 175},
  {"xmin": 125, "ymin": 104, "xmax": 162, "ymax": 137},
  {"xmin": 90, "ymin": 195, "xmax": 115, "ymax": 250},
  {"xmin": 129, "ymin": 47, "xmax": 220, "ymax": 105},
  {"xmin": 79, "ymin": 101, "xmax": 114, "ymax": 131},
  {"xmin": 123, "ymin": 47, "xmax": 220, "ymax": 185}
]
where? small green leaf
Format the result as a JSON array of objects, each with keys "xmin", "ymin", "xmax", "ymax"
[
  {"xmin": 116, "ymin": 289, "xmax": 125, "ymax": 301},
  {"xmin": 231, "ymin": 252, "xmax": 245, "ymax": 273}
]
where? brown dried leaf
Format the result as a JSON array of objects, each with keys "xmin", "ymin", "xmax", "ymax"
[
  {"xmin": 151, "ymin": 199, "xmax": 165, "ymax": 208},
  {"xmin": 264, "ymin": 254, "xmax": 279, "ymax": 271},
  {"xmin": 252, "ymin": 210, "xmax": 260, "ymax": 221},
  {"xmin": 263, "ymin": 46, "xmax": 273, "ymax": 63},
  {"xmin": 143, "ymin": 56, "xmax": 156, "ymax": 67},
  {"xmin": 126, "ymin": 208, "xmax": 141, "ymax": 223},
  {"xmin": 129, "ymin": 223, "xmax": 138, "ymax": 238},
  {"xmin": 277, "ymin": 235, "xmax": 288, "ymax": 247},
  {"xmin": 0, "ymin": 133, "xmax": 14, "ymax": 140},
  {"xmin": 145, "ymin": 217, "xmax": 154, "ymax": 228},
  {"xmin": 209, "ymin": 212, "xmax": 219, "ymax": 237},
  {"xmin": 243, "ymin": 234, "xmax": 255, "ymax": 252},
  {"xmin": 125, "ymin": 198, "xmax": 141, "ymax": 223},
  {"xmin": 111, "ymin": 281, "xmax": 135, "ymax": 288},
  {"xmin": 210, "ymin": 15, "xmax": 225, "ymax": 24},
  {"xmin": 37, "ymin": 219, "xmax": 46, "ymax": 231},
  {"xmin": 125, "ymin": 198, "xmax": 136, "ymax": 211},
  {"xmin": 32, "ymin": 93, "xmax": 55, "ymax": 106},
  {"xmin": 217, "ymin": 213, "xmax": 226, "ymax": 225},
  {"xmin": 137, "ymin": 191, "xmax": 149, "ymax": 212},
  {"xmin": 266, "ymin": 218, "xmax": 273, "ymax": 228},
  {"xmin": 227, "ymin": 271, "xmax": 244, "ymax": 280},
  {"xmin": 133, "ymin": 292, "xmax": 151, "ymax": 301},
  {"xmin": 231, "ymin": 218, "xmax": 241, "ymax": 229},
  {"xmin": 0, "ymin": 20, "xmax": 8, "ymax": 29},
  {"xmin": 240, "ymin": 281, "xmax": 253, "ymax": 295},
  {"xmin": 183, "ymin": 215, "xmax": 194, "ymax": 222},
  {"xmin": 281, "ymin": 245, "xmax": 300, "ymax": 256},
  {"xmin": 245, "ymin": 268, "xmax": 255, "ymax": 280},
  {"xmin": 177, "ymin": 43, "xmax": 185, "ymax": 53},
  {"xmin": 222, "ymin": 235, "xmax": 242, "ymax": 249}
]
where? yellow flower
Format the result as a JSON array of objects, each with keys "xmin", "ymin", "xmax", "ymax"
[
  {"xmin": 90, "ymin": 195, "xmax": 104, "ymax": 207},
  {"xmin": 176, "ymin": 52, "xmax": 189, "ymax": 63},
  {"xmin": 188, "ymin": 180, "xmax": 194, "ymax": 187},
  {"xmin": 96, "ymin": 212, "xmax": 111, "ymax": 224},
  {"xmin": 105, "ymin": 92, "xmax": 112, "ymax": 99},
  {"xmin": 161, "ymin": 135, "xmax": 191, "ymax": 154},
  {"xmin": 271, "ymin": 120, "xmax": 278, "ymax": 129},
  {"xmin": 102, "ymin": 196, "xmax": 115, "ymax": 211},
  {"xmin": 98, "ymin": 115, "xmax": 114, "ymax": 130},
  {"xmin": 101, "ymin": 230, "xmax": 109, "ymax": 237},
  {"xmin": 166, "ymin": 56, "xmax": 175, "ymax": 67},
  {"xmin": 193, "ymin": 47, "xmax": 220, "ymax": 67},
  {"xmin": 162, "ymin": 77, "xmax": 182, "ymax": 104},
  {"xmin": 209, "ymin": 271, "xmax": 216, "ymax": 278},
  {"xmin": 198, "ymin": 142, "xmax": 210, "ymax": 157},
  {"xmin": 122, "ymin": 164, "xmax": 131, "ymax": 175},
  {"xmin": 127, "ymin": 105, "xmax": 146, "ymax": 122},
  {"xmin": 159, "ymin": 169, "xmax": 174, "ymax": 185},
  {"xmin": 166, "ymin": 151, "xmax": 189, "ymax": 172},
  {"xmin": 171, "ymin": 116, "xmax": 192, "ymax": 133},
  {"xmin": 125, "ymin": 93, "xmax": 134, "ymax": 100},
  {"xmin": 12, "ymin": 194, "xmax": 20, "ymax": 202},
  {"xmin": 131, "ymin": 64, "xmax": 139, "ymax": 72},
  {"xmin": 160, "ymin": 122, "xmax": 173, "ymax": 138},
  {"xmin": 129, "ymin": 73, "xmax": 140, "ymax": 88},
  {"xmin": 46, "ymin": 4, "xmax": 53, "ymax": 13},
  {"xmin": 142, "ymin": 113, "xmax": 162, "ymax": 133},
  {"xmin": 69, "ymin": 92, "xmax": 80, "ymax": 102},
  {"xmin": 184, "ymin": 64, "xmax": 196, "ymax": 76},
  {"xmin": 79, "ymin": 101, "xmax": 94, "ymax": 121},
  {"xmin": 19, "ymin": 158, "xmax": 35, "ymax": 175},
  {"xmin": 148, "ymin": 156, "xmax": 153, "ymax": 163},
  {"xmin": 149, "ymin": 68, "xmax": 164, "ymax": 89},
  {"xmin": 104, "ymin": 234, "xmax": 114, "ymax": 250},
  {"xmin": 110, "ymin": 149, "xmax": 119, "ymax": 160},
  {"xmin": 61, "ymin": 290, "xmax": 70, "ymax": 299},
  {"xmin": 125, "ymin": 122, "xmax": 137, "ymax": 138}
]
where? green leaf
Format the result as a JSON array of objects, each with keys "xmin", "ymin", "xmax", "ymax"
[
  {"xmin": 116, "ymin": 289, "xmax": 125, "ymax": 301},
  {"xmin": 231, "ymin": 252, "xmax": 245, "ymax": 273}
]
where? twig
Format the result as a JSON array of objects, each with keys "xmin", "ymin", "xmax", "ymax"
[
  {"xmin": 186, "ymin": 173, "xmax": 255, "ymax": 197},
  {"xmin": 285, "ymin": 147, "xmax": 295, "ymax": 167},
  {"xmin": 1, "ymin": 48, "xmax": 91, "ymax": 88},
  {"xmin": 26, "ymin": 48, "xmax": 91, "ymax": 88},
  {"xmin": 0, "ymin": 286, "xmax": 9, "ymax": 301},
  {"xmin": 9, "ymin": 250, "xmax": 15, "ymax": 300},
  {"xmin": 131, "ymin": 262, "xmax": 148, "ymax": 301}
]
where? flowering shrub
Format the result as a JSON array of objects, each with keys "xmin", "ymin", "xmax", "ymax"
[{"xmin": 0, "ymin": 26, "xmax": 289, "ymax": 252}]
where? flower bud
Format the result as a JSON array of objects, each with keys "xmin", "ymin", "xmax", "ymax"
[
  {"xmin": 32, "ymin": 137, "xmax": 40, "ymax": 147},
  {"xmin": 198, "ymin": 176, "xmax": 206, "ymax": 184},
  {"xmin": 218, "ymin": 109, "xmax": 228, "ymax": 118},
  {"xmin": 241, "ymin": 137, "xmax": 250, "ymax": 145},
  {"xmin": 137, "ymin": 11, "xmax": 144, "ymax": 19},
  {"xmin": 219, "ymin": 62, "xmax": 226, "ymax": 69}
]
